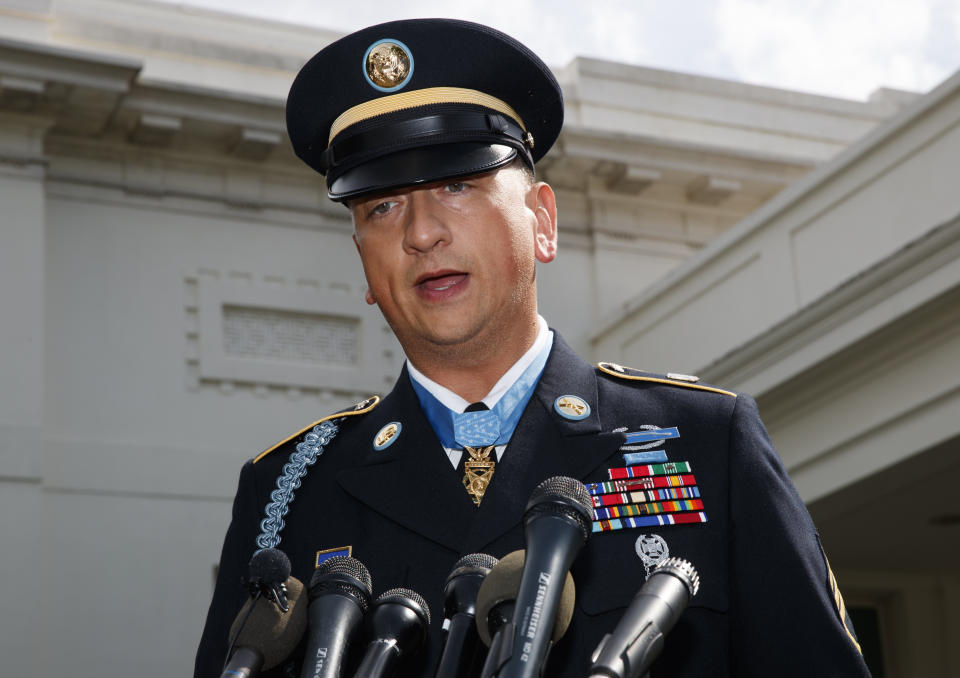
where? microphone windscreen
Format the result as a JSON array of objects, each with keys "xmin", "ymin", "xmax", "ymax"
[
  {"xmin": 309, "ymin": 555, "xmax": 373, "ymax": 603},
  {"xmin": 230, "ymin": 576, "xmax": 308, "ymax": 670},
  {"xmin": 445, "ymin": 552, "xmax": 499, "ymax": 587},
  {"xmin": 377, "ymin": 587, "xmax": 432, "ymax": 626},
  {"xmin": 474, "ymin": 550, "xmax": 575, "ymax": 646},
  {"xmin": 524, "ymin": 476, "xmax": 592, "ymax": 533},
  {"xmin": 249, "ymin": 547, "xmax": 292, "ymax": 584}
]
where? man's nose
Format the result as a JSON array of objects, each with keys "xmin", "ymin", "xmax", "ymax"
[{"xmin": 402, "ymin": 192, "xmax": 451, "ymax": 253}]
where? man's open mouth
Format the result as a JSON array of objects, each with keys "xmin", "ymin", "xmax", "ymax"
[{"xmin": 416, "ymin": 272, "xmax": 468, "ymax": 292}]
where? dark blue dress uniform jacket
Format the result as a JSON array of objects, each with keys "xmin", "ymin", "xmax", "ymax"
[{"xmin": 195, "ymin": 335, "xmax": 870, "ymax": 677}]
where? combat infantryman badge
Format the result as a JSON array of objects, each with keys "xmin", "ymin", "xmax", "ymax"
[{"xmin": 462, "ymin": 445, "xmax": 495, "ymax": 505}]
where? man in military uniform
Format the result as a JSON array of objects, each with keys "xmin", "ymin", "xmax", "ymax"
[{"xmin": 195, "ymin": 19, "xmax": 871, "ymax": 678}]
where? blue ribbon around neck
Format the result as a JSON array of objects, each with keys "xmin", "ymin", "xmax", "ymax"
[{"xmin": 410, "ymin": 339, "xmax": 552, "ymax": 449}]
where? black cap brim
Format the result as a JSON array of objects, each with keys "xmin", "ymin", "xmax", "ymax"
[{"xmin": 330, "ymin": 142, "xmax": 518, "ymax": 202}]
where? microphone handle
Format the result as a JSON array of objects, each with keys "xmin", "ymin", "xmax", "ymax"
[
  {"xmin": 589, "ymin": 569, "xmax": 693, "ymax": 678},
  {"xmin": 498, "ymin": 517, "xmax": 583, "ymax": 678},
  {"xmin": 220, "ymin": 647, "xmax": 264, "ymax": 678},
  {"xmin": 301, "ymin": 594, "xmax": 366, "ymax": 678},
  {"xmin": 352, "ymin": 640, "xmax": 401, "ymax": 678},
  {"xmin": 479, "ymin": 622, "xmax": 515, "ymax": 678},
  {"xmin": 435, "ymin": 612, "xmax": 486, "ymax": 678}
]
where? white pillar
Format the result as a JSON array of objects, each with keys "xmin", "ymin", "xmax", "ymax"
[{"xmin": 0, "ymin": 111, "xmax": 50, "ymax": 676}]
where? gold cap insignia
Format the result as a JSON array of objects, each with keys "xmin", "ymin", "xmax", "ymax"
[
  {"xmin": 364, "ymin": 40, "xmax": 413, "ymax": 91},
  {"xmin": 373, "ymin": 422, "xmax": 401, "ymax": 450}
]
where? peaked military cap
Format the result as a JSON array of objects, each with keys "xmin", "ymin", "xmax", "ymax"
[{"xmin": 286, "ymin": 18, "xmax": 564, "ymax": 201}]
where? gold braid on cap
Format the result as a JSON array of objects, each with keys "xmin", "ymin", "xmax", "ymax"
[{"xmin": 328, "ymin": 86, "xmax": 528, "ymax": 143}]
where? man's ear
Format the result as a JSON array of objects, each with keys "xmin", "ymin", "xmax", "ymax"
[
  {"xmin": 531, "ymin": 181, "xmax": 558, "ymax": 264},
  {"xmin": 352, "ymin": 233, "xmax": 377, "ymax": 305},
  {"xmin": 351, "ymin": 231, "xmax": 377, "ymax": 306}
]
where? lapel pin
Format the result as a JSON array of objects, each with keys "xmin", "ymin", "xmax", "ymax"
[
  {"xmin": 373, "ymin": 422, "xmax": 402, "ymax": 450},
  {"xmin": 554, "ymin": 395, "xmax": 590, "ymax": 421}
]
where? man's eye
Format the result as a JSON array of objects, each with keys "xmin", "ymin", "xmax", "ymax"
[
  {"xmin": 443, "ymin": 182, "xmax": 467, "ymax": 193},
  {"xmin": 370, "ymin": 201, "xmax": 396, "ymax": 216}
]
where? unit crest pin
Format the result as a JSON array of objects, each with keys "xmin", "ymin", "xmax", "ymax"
[
  {"xmin": 554, "ymin": 395, "xmax": 590, "ymax": 421},
  {"xmin": 373, "ymin": 422, "xmax": 401, "ymax": 450}
]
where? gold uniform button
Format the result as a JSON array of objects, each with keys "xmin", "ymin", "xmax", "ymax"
[{"xmin": 667, "ymin": 372, "xmax": 700, "ymax": 383}]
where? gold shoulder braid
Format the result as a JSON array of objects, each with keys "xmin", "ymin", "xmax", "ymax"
[{"xmin": 597, "ymin": 362, "xmax": 736, "ymax": 398}]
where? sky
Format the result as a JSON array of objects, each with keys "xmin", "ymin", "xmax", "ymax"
[{"xmin": 167, "ymin": 0, "xmax": 960, "ymax": 101}]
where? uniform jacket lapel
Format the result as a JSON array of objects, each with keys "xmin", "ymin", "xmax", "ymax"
[
  {"xmin": 338, "ymin": 336, "xmax": 625, "ymax": 555},
  {"xmin": 465, "ymin": 335, "xmax": 624, "ymax": 552},
  {"xmin": 336, "ymin": 366, "xmax": 479, "ymax": 553}
]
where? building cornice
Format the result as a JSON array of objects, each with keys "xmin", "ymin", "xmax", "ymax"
[
  {"xmin": 590, "ymin": 67, "xmax": 960, "ymax": 343},
  {"xmin": 701, "ymin": 213, "xmax": 960, "ymax": 394}
]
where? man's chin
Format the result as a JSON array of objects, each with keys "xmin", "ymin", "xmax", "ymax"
[{"xmin": 410, "ymin": 320, "xmax": 489, "ymax": 352}]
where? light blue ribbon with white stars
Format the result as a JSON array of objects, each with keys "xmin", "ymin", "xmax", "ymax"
[{"xmin": 411, "ymin": 339, "xmax": 552, "ymax": 449}]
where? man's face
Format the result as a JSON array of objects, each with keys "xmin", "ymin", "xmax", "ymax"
[{"xmin": 350, "ymin": 165, "xmax": 557, "ymax": 358}]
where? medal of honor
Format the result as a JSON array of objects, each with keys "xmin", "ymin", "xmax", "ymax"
[{"xmin": 462, "ymin": 445, "xmax": 496, "ymax": 505}]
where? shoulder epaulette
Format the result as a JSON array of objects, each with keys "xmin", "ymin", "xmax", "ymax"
[
  {"xmin": 253, "ymin": 395, "xmax": 381, "ymax": 464},
  {"xmin": 597, "ymin": 362, "xmax": 736, "ymax": 398}
]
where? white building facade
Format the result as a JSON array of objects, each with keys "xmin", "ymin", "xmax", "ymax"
[{"xmin": 1, "ymin": 1, "xmax": 951, "ymax": 676}]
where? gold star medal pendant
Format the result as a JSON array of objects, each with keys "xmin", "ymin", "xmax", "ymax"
[{"xmin": 462, "ymin": 445, "xmax": 495, "ymax": 505}]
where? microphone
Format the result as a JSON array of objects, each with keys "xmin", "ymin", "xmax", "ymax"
[
  {"xmin": 475, "ymin": 550, "xmax": 576, "ymax": 678},
  {"xmin": 300, "ymin": 555, "xmax": 373, "ymax": 678},
  {"xmin": 352, "ymin": 587, "xmax": 431, "ymax": 678},
  {"xmin": 221, "ymin": 573, "xmax": 308, "ymax": 677},
  {"xmin": 246, "ymin": 547, "xmax": 293, "ymax": 612},
  {"xmin": 434, "ymin": 553, "xmax": 499, "ymax": 678},
  {"xmin": 587, "ymin": 557, "xmax": 700, "ymax": 678},
  {"xmin": 482, "ymin": 476, "xmax": 592, "ymax": 678}
]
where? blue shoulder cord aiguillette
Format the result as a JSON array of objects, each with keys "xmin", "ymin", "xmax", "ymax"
[{"xmin": 256, "ymin": 419, "xmax": 341, "ymax": 549}]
